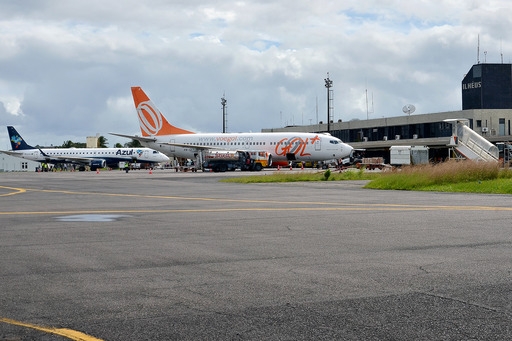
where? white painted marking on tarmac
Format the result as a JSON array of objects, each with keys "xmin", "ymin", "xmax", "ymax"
[{"xmin": 55, "ymin": 214, "xmax": 131, "ymax": 222}]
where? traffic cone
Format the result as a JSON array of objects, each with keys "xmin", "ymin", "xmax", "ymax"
[
  {"xmin": 301, "ymin": 163, "xmax": 304, "ymax": 170},
  {"xmin": 289, "ymin": 164, "xmax": 292, "ymax": 170},
  {"xmin": 96, "ymin": 168, "xmax": 99, "ymax": 174},
  {"xmin": 277, "ymin": 165, "xmax": 281, "ymax": 171},
  {"xmin": 149, "ymin": 168, "xmax": 153, "ymax": 174}
]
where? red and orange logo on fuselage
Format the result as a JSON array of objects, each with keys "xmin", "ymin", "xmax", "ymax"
[{"xmin": 274, "ymin": 135, "xmax": 320, "ymax": 157}]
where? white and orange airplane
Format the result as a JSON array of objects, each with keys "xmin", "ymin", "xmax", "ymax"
[{"xmin": 111, "ymin": 87, "xmax": 353, "ymax": 167}]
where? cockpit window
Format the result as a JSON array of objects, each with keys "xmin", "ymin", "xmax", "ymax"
[{"xmin": 330, "ymin": 140, "xmax": 339, "ymax": 144}]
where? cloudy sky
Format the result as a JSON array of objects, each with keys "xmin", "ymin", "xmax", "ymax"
[{"xmin": 1, "ymin": 0, "xmax": 511, "ymax": 149}]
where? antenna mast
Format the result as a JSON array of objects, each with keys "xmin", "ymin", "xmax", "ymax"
[
  {"xmin": 501, "ymin": 39, "xmax": 504, "ymax": 63},
  {"xmin": 477, "ymin": 34, "xmax": 480, "ymax": 64},
  {"xmin": 366, "ymin": 89, "xmax": 374, "ymax": 120},
  {"xmin": 316, "ymin": 96, "xmax": 318, "ymax": 124}
]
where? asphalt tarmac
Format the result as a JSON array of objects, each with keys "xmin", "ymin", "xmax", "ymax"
[{"xmin": 1, "ymin": 169, "xmax": 512, "ymax": 340}]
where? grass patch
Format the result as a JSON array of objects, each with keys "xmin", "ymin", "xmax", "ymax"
[
  {"xmin": 222, "ymin": 161, "xmax": 512, "ymax": 194},
  {"xmin": 221, "ymin": 168, "xmax": 379, "ymax": 183},
  {"xmin": 418, "ymin": 178, "xmax": 512, "ymax": 194},
  {"xmin": 364, "ymin": 161, "xmax": 512, "ymax": 193}
]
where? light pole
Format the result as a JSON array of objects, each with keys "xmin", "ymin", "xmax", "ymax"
[
  {"xmin": 221, "ymin": 95, "xmax": 227, "ymax": 133},
  {"xmin": 324, "ymin": 73, "xmax": 333, "ymax": 133}
]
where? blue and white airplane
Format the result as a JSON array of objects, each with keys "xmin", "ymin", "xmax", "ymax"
[{"xmin": 3, "ymin": 126, "xmax": 169, "ymax": 171}]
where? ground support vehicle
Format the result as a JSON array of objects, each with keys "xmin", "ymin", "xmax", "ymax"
[
  {"xmin": 355, "ymin": 157, "xmax": 386, "ymax": 170},
  {"xmin": 496, "ymin": 142, "xmax": 512, "ymax": 167},
  {"xmin": 203, "ymin": 150, "xmax": 267, "ymax": 172}
]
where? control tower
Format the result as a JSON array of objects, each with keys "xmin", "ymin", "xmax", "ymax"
[{"xmin": 462, "ymin": 63, "xmax": 512, "ymax": 110}]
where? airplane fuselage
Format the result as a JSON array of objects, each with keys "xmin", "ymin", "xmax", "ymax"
[
  {"xmin": 142, "ymin": 132, "xmax": 353, "ymax": 163},
  {"xmin": 9, "ymin": 147, "xmax": 169, "ymax": 166}
]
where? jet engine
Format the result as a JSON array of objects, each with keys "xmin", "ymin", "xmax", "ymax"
[{"xmin": 90, "ymin": 159, "xmax": 107, "ymax": 171}]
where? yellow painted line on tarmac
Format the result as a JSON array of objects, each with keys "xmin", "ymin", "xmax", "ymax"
[
  {"xmin": 0, "ymin": 185, "xmax": 26, "ymax": 196},
  {"xmin": 0, "ymin": 204, "xmax": 512, "ymax": 216},
  {"xmin": 4, "ymin": 186, "xmax": 512, "ymax": 213},
  {"xmin": 0, "ymin": 317, "xmax": 103, "ymax": 341},
  {"xmin": 6, "ymin": 186, "xmax": 512, "ymax": 209}
]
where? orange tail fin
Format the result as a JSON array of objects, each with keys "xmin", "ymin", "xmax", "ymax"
[{"xmin": 131, "ymin": 86, "xmax": 195, "ymax": 136}]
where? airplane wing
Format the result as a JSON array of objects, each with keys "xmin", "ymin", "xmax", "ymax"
[
  {"xmin": 109, "ymin": 133, "xmax": 224, "ymax": 151},
  {"xmin": 0, "ymin": 150, "xmax": 97, "ymax": 165},
  {"xmin": 36, "ymin": 149, "xmax": 89, "ymax": 164},
  {"xmin": 109, "ymin": 132, "xmax": 157, "ymax": 143},
  {"xmin": 159, "ymin": 142, "xmax": 223, "ymax": 151},
  {"xmin": 0, "ymin": 150, "xmax": 23, "ymax": 157},
  {"xmin": 1, "ymin": 149, "xmax": 52, "ymax": 159},
  {"xmin": 45, "ymin": 155, "xmax": 103, "ymax": 164}
]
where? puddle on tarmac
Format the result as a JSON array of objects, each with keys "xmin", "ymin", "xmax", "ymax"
[{"xmin": 55, "ymin": 214, "xmax": 131, "ymax": 222}]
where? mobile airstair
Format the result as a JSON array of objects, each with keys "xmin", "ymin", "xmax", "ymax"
[{"xmin": 445, "ymin": 119, "xmax": 499, "ymax": 162}]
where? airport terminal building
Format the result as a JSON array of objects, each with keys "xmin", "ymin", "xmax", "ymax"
[
  {"xmin": 0, "ymin": 153, "xmax": 40, "ymax": 172},
  {"xmin": 263, "ymin": 63, "xmax": 512, "ymax": 161}
]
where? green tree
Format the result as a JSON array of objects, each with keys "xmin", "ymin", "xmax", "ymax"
[
  {"xmin": 62, "ymin": 140, "xmax": 74, "ymax": 148},
  {"xmin": 61, "ymin": 140, "xmax": 86, "ymax": 148},
  {"xmin": 114, "ymin": 142, "xmax": 123, "ymax": 148},
  {"xmin": 124, "ymin": 139, "xmax": 142, "ymax": 148},
  {"xmin": 97, "ymin": 136, "xmax": 108, "ymax": 148}
]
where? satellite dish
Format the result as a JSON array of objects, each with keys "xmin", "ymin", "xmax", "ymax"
[{"xmin": 402, "ymin": 104, "xmax": 416, "ymax": 115}]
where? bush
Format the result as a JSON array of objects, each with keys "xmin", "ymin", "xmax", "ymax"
[{"xmin": 323, "ymin": 169, "xmax": 331, "ymax": 181}]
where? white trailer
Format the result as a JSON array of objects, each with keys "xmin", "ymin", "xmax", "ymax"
[{"xmin": 390, "ymin": 146, "xmax": 429, "ymax": 166}]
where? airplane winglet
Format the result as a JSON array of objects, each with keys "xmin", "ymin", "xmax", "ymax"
[{"xmin": 39, "ymin": 148, "xmax": 50, "ymax": 157}]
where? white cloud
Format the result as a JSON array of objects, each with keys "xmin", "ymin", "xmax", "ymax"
[{"xmin": 1, "ymin": 0, "xmax": 512, "ymax": 148}]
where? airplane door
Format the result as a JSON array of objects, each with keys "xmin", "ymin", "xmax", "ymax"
[
  {"xmin": 169, "ymin": 139, "xmax": 175, "ymax": 152},
  {"xmin": 144, "ymin": 150, "xmax": 149, "ymax": 159},
  {"xmin": 315, "ymin": 139, "xmax": 321, "ymax": 151}
]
